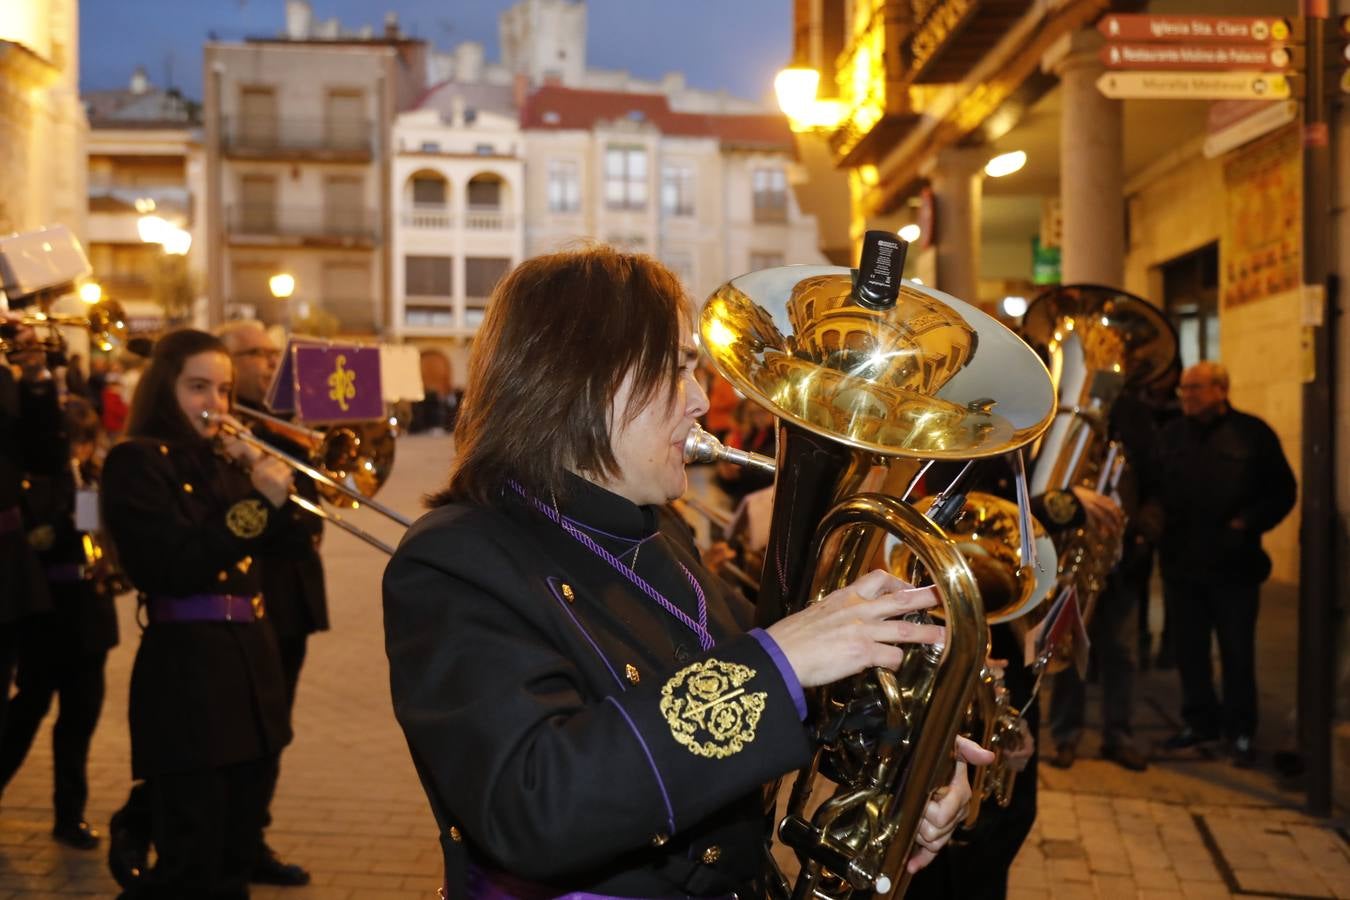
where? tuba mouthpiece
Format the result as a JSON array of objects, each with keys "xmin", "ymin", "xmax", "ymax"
[{"xmin": 683, "ymin": 423, "xmax": 776, "ymax": 474}]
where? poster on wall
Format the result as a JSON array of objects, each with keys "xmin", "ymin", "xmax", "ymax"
[{"xmin": 1220, "ymin": 123, "xmax": 1301, "ymax": 309}]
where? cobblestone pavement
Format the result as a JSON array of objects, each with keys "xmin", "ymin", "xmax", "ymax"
[{"xmin": 0, "ymin": 433, "xmax": 1344, "ymax": 898}]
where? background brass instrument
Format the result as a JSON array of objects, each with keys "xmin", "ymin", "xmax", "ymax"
[
  {"xmin": 1019, "ymin": 284, "xmax": 1178, "ymax": 667},
  {"xmin": 235, "ymin": 406, "xmax": 399, "ymax": 511},
  {"xmin": 0, "ymin": 224, "xmax": 127, "ymax": 355},
  {"xmin": 697, "ymin": 254, "xmax": 1054, "ymax": 899},
  {"xmin": 206, "ymin": 410, "xmax": 410, "ymax": 555},
  {"xmin": 0, "ymin": 298, "xmax": 129, "ymax": 355}
]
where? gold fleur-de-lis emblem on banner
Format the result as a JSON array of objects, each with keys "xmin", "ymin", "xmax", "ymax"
[{"xmin": 327, "ymin": 354, "xmax": 357, "ymax": 412}]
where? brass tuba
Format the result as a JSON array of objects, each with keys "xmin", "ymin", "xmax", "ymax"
[
  {"xmin": 1019, "ymin": 284, "xmax": 1177, "ymax": 651},
  {"xmin": 697, "ymin": 247, "xmax": 1055, "ymax": 899},
  {"xmin": 883, "ymin": 490, "xmax": 1057, "ymax": 822}
]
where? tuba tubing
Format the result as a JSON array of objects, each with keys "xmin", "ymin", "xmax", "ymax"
[
  {"xmin": 704, "ymin": 423, "xmax": 989, "ymax": 897},
  {"xmin": 808, "ymin": 495, "xmax": 985, "ymax": 899}
]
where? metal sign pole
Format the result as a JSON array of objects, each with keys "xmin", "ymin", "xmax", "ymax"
[{"xmin": 1297, "ymin": 0, "xmax": 1335, "ymax": 818}]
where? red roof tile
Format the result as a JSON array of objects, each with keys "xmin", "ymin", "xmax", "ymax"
[{"xmin": 520, "ymin": 85, "xmax": 794, "ymax": 152}]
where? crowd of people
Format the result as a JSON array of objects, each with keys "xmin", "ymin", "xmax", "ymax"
[{"xmin": 0, "ymin": 245, "xmax": 1298, "ymax": 898}]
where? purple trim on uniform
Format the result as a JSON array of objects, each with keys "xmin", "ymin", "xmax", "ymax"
[
  {"xmin": 749, "ymin": 628, "xmax": 807, "ymax": 721},
  {"xmin": 603, "ymin": 696, "xmax": 676, "ymax": 835},
  {"xmin": 544, "ymin": 577, "xmax": 626, "ymax": 692},
  {"xmin": 45, "ymin": 563, "xmax": 85, "ymax": 584},
  {"xmin": 0, "ymin": 506, "xmax": 21, "ymax": 536},
  {"xmin": 466, "ymin": 862, "xmax": 707, "ymax": 900},
  {"xmin": 146, "ymin": 594, "xmax": 258, "ymax": 624}
]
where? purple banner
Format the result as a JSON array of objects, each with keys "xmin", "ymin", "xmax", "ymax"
[
  {"xmin": 265, "ymin": 341, "xmax": 298, "ymax": 414},
  {"xmin": 292, "ymin": 345, "xmax": 384, "ymax": 423}
]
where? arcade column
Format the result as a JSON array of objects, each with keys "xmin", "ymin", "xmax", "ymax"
[{"xmin": 1047, "ymin": 29, "xmax": 1125, "ymax": 287}]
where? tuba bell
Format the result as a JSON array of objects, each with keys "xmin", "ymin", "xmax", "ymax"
[
  {"xmin": 697, "ymin": 237, "xmax": 1055, "ymax": 899},
  {"xmin": 1019, "ymin": 284, "xmax": 1178, "ymax": 661}
]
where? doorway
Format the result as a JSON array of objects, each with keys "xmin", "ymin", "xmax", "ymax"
[{"xmin": 1159, "ymin": 243, "xmax": 1219, "ymax": 367}]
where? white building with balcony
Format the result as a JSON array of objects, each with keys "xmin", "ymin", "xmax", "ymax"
[
  {"xmin": 390, "ymin": 83, "xmax": 524, "ymax": 340},
  {"xmin": 521, "ymin": 85, "xmax": 827, "ymax": 302},
  {"xmin": 202, "ymin": 2, "xmax": 427, "ymax": 333}
]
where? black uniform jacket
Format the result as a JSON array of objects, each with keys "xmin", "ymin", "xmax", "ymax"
[
  {"xmin": 384, "ymin": 475, "xmax": 812, "ymax": 898},
  {"xmin": 102, "ymin": 437, "xmax": 298, "ymax": 778},
  {"xmin": 0, "ymin": 368, "xmax": 52, "ymax": 626},
  {"xmin": 16, "ymin": 378, "xmax": 118, "ymax": 654},
  {"xmin": 240, "ymin": 399, "xmax": 329, "ymax": 638},
  {"xmin": 1151, "ymin": 407, "xmax": 1296, "ymax": 585}
]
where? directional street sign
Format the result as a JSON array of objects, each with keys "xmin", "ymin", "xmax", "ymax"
[
  {"xmin": 1100, "ymin": 43, "xmax": 1292, "ymax": 71},
  {"xmin": 1097, "ymin": 14, "xmax": 1291, "ymax": 44},
  {"xmin": 1095, "ymin": 71, "xmax": 1292, "ymax": 100}
]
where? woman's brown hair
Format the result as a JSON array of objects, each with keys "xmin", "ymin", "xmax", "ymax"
[
  {"xmin": 431, "ymin": 246, "xmax": 689, "ymax": 507},
  {"xmin": 125, "ymin": 329, "xmax": 229, "ymax": 445}
]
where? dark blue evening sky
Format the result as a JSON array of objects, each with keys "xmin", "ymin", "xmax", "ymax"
[{"xmin": 80, "ymin": 0, "xmax": 791, "ymax": 105}]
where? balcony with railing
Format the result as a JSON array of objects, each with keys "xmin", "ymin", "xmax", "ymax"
[
  {"xmin": 464, "ymin": 206, "xmax": 514, "ymax": 231},
  {"xmin": 402, "ymin": 205, "xmax": 454, "ymax": 230},
  {"xmin": 222, "ymin": 116, "xmax": 374, "ymax": 160},
  {"xmin": 226, "ymin": 204, "xmax": 378, "ymax": 245}
]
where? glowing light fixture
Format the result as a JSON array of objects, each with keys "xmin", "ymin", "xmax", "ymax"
[
  {"xmin": 162, "ymin": 227, "xmax": 192, "ymax": 256},
  {"xmin": 269, "ymin": 273, "xmax": 296, "ymax": 300},
  {"xmin": 984, "ymin": 150, "xmax": 1028, "ymax": 178},
  {"xmin": 137, "ymin": 214, "xmax": 171, "ymax": 245},
  {"xmin": 138, "ymin": 215, "xmax": 192, "ymax": 255},
  {"xmin": 773, "ymin": 66, "xmax": 845, "ymax": 132},
  {"xmin": 774, "ymin": 67, "xmax": 820, "ymax": 119},
  {"xmin": 1001, "ymin": 295, "xmax": 1028, "ymax": 317},
  {"xmin": 898, "ymin": 224, "xmax": 921, "ymax": 243},
  {"xmin": 78, "ymin": 282, "xmax": 103, "ymax": 305}
]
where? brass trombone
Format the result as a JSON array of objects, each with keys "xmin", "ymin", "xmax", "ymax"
[
  {"xmin": 204, "ymin": 410, "xmax": 411, "ymax": 555},
  {"xmin": 1, "ymin": 298, "xmax": 130, "ymax": 354}
]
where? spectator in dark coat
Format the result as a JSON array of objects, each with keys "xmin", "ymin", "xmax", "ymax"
[{"xmin": 1151, "ymin": 361, "xmax": 1296, "ymax": 767}]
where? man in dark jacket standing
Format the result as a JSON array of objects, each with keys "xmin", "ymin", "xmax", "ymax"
[
  {"xmin": 1154, "ymin": 361, "xmax": 1295, "ymax": 766},
  {"xmin": 219, "ymin": 320, "xmax": 325, "ymax": 885}
]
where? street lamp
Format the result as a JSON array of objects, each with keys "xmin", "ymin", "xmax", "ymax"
[
  {"xmin": 773, "ymin": 66, "xmax": 845, "ymax": 132},
  {"xmin": 269, "ymin": 273, "xmax": 296, "ymax": 300},
  {"xmin": 137, "ymin": 214, "xmax": 192, "ymax": 255}
]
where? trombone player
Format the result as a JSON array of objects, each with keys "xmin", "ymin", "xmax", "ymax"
[{"xmin": 107, "ymin": 321, "xmax": 318, "ymax": 888}]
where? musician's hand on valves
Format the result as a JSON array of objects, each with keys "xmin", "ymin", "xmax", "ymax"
[
  {"xmin": 249, "ymin": 456, "xmax": 293, "ymax": 509},
  {"xmin": 1071, "ymin": 486, "xmax": 1123, "ymax": 532},
  {"xmin": 765, "ymin": 569, "xmax": 944, "ymax": 688},
  {"xmin": 906, "ymin": 735, "xmax": 996, "ymax": 873}
]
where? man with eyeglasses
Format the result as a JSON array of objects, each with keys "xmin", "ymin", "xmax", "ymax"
[
  {"xmin": 1150, "ymin": 361, "xmax": 1295, "ymax": 767},
  {"xmin": 219, "ymin": 319, "xmax": 325, "ymax": 885}
]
